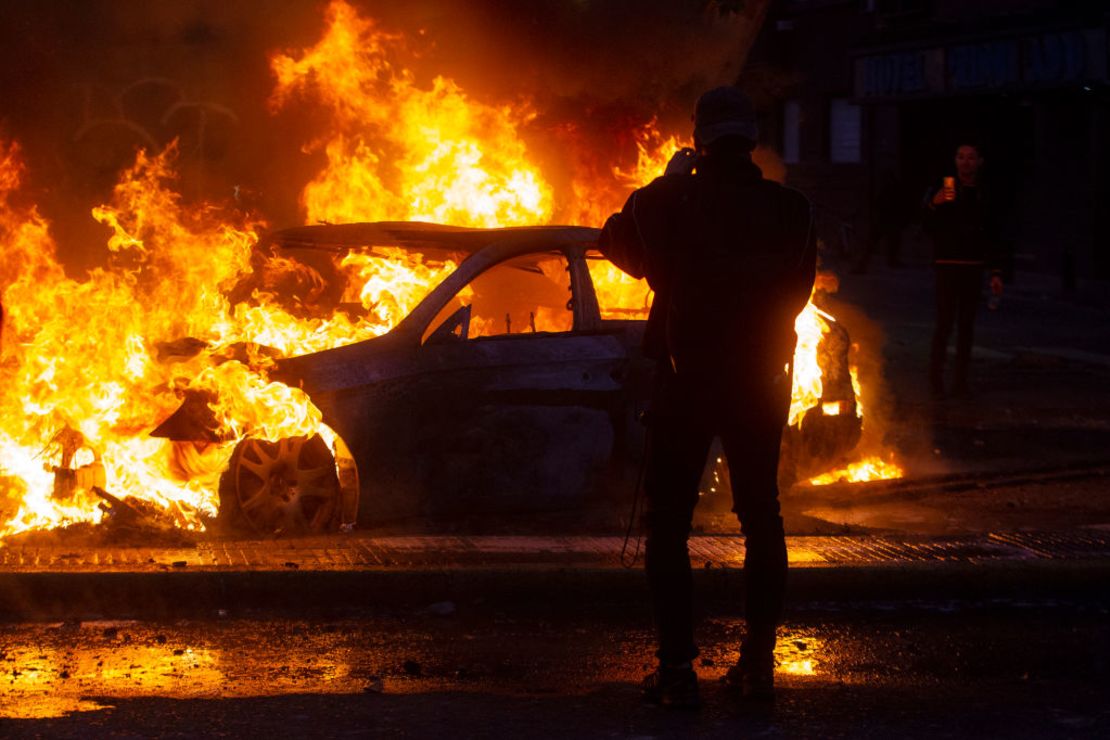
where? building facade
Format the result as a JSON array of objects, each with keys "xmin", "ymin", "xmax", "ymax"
[{"xmin": 743, "ymin": 0, "xmax": 1110, "ymax": 284}]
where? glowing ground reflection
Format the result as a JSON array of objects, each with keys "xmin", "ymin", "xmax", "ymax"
[
  {"xmin": 1, "ymin": 620, "xmax": 364, "ymax": 719},
  {"xmin": 775, "ymin": 633, "xmax": 826, "ymax": 676}
]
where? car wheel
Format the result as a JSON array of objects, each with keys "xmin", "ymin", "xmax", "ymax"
[{"xmin": 219, "ymin": 434, "xmax": 343, "ymax": 536}]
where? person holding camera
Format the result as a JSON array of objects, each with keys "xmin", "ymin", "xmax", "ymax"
[{"xmin": 599, "ymin": 87, "xmax": 815, "ymax": 708}]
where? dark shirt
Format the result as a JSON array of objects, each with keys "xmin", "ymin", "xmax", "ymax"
[
  {"xmin": 922, "ymin": 181, "xmax": 1002, "ymax": 270},
  {"xmin": 598, "ymin": 153, "xmax": 815, "ymax": 388}
]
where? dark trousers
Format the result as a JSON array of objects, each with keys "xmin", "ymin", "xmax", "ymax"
[
  {"xmin": 930, "ymin": 265, "xmax": 983, "ymax": 392},
  {"xmin": 643, "ymin": 364, "xmax": 789, "ymax": 665}
]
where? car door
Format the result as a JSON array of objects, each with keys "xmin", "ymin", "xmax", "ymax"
[{"xmin": 392, "ymin": 247, "xmax": 633, "ymax": 520}]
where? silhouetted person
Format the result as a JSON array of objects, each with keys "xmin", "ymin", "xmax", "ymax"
[
  {"xmin": 599, "ymin": 87, "xmax": 815, "ymax": 708},
  {"xmin": 923, "ymin": 143, "xmax": 1003, "ymax": 398}
]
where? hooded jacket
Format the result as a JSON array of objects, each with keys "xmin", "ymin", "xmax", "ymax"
[{"xmin": 598, "ymin": 152, "xmax": 815, "ymax": 389}]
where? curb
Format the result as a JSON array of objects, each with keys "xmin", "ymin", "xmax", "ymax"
[{"xmin": 3, "ymin": 560, "xmax": 1109, "ymax": 620}]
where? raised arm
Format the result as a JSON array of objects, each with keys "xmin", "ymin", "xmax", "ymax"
[{"xmin": 598, "ymin": 189, "xmax": 650, "ymax": 280}]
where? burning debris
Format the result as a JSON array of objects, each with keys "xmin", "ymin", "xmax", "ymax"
[
  {"xmin": 782, "ymin": 274, "xmax": 903, "ymax": 487},
  {"xmin": 91, "ymin": 487, "xmax": 196, "ymax": 542},
  {"xmin": 48, "ymin": 427, "xmax": 107, "ymax": 504}
]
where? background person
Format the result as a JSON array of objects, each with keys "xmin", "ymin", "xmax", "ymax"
[{"xmin": 923, "ymin": 143, "xmax": 1004, "ymax": 398}]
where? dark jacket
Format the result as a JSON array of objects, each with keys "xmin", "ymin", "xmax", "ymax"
[
  {"xmin": 598, "ymin": 154, "xmax": 815, "ymax": 389},
  {"xmin": 922, "ymin": 181, "xmax": 1002, "ymax": 271}
]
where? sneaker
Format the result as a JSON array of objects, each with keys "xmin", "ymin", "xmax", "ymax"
[
  {"xmin": 722, "ymin": 652, "xmax": 775, "ymax": 702},
  {"xmin": 642, "ymin": 664, "xmax": 700, "ymax": 709}
]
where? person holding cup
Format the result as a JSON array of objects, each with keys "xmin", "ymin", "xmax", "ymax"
[{"xmin": 923, "ymin": 142, "xmax": 1004, "ymax": 399}]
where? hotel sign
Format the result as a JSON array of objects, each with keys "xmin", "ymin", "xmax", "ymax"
[{"xmin": 855, "ymin": 28, "xmax": 1107, "ymax": 99}]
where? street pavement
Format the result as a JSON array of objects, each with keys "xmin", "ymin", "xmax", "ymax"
[
  {"xmin": 1, "ymin": 597, "xmax": 1107, "ymax": 735},
  {"xmin": 831, "ymin": 250, "xmax": 1110, "ymax": 480}
]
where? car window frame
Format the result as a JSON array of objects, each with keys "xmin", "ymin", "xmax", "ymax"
[{"xmin": 403, "ymin": 241, "xmax": 602, "ymax": 346}]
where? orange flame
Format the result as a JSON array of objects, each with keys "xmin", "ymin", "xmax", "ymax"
[
  {"xmin": 568, "ymin": 120, "xmax": 687, "ymax": 228},
  {"xmin": 0, "ymin": 143, "xmax": 258, "ymax": 535},
  {"xmin": 789, "ymin": 298, "xmax": 833, "ymax": 427},
  {"xmin": 0, "ymin": 136, "xmax": 487, "ymax": 537},
  {"xmin": 338, "ymin": 248, "xmax": 464, "ymax": 335},
  {"xmin": 586, "ymin": 257, "xmax": 654, "ymax": 320},
  {"xmin": 269, "ymin": 0, "xmax": 551, "ymax": 228},
  {"xmin": 792, "ymin": 293, "xmax": 904, "ymax": 485},
  {"xmin": 807, "ymin": 455, "xmax": 904, "ymax": 486}
]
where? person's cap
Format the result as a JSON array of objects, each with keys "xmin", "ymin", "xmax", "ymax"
[{"xmin": 693, "ymin": 86, "xmax": 758, "ymax": 146}]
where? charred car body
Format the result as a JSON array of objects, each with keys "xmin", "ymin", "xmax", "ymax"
[{"xmin": 153, "ymin": 222, "xmax": 860, "ymax": 535}]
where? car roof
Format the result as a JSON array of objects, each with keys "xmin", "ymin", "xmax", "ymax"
[{"xmin": 266, "ymin": 221, "xmax": 600, "ymax": 254}]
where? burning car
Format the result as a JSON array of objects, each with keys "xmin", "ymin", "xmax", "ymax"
[
  {"xmin": 152, "ymin": 221, "xmax": 864, "ymax": 536},
  {"xmin": 0, "ymin": 1, "xmax": 899, "ymax": 543}
]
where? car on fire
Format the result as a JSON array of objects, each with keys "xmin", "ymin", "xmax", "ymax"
[{"xmin": 153, "ymin": 222, "xmax": 860, "ymax": 536}]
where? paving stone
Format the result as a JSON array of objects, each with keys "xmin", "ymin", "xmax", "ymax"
[{"xmin": 2, "ymin": 532, "xmax": 1109, "ymax": 574}]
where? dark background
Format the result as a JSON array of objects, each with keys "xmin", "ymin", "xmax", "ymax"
[{"xmin": 740, "ymin": 0, "xmax": 1110, "ymax": 285}]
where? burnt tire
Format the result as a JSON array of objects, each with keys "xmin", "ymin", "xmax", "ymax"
[{"xmin": 217, "ymin": 434, "xmax": 342, "ymax": 536}]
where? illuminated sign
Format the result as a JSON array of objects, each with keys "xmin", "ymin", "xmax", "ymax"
[{"xmin": 855, "ymin": 28, "xmax": 1106, "ymax": 99}]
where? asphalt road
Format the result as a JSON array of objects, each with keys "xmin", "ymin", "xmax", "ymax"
[
  {"xmin": 2, "ymin": 598, "xmax": 1107, "ymax": 738},
  {"xmin": 829, "ymin": 259, "xmax": 1110, "ymax": 481}
]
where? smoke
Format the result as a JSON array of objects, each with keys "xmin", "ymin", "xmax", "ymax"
[
  {"xmin": 0, "ymin": 0, "xmax": 765, "ymax": 271},
  {"xmin": 753, "ymin": 146, "xmax": 787, "ymax": 184},
  {"xmin": 822, "ymin": 292, "xmax": 900, "ymax": 468},
  {"xmin": 375, "ymin": 1, "xmax": 763, "ymax": 116}
]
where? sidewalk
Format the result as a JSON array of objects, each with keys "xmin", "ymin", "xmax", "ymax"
[
  {"xmin": 825, "ymin": 259, "xmax": 1110, "ymax": 481},
  {"xmin": 3, "ymin": 530, "xmax": 1109, "ymax": 620}
]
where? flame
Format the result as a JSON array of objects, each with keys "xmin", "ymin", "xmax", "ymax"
[
  {"xmin": 788, "ymin": 298, "xmax": 833, "ymax": 427},
  {"xmin": 0, "ymin": 138, "xmax": 472, "ymax": 538},
  {"xmin": 567, "ymin": 120, "xmax": 686, "ymax": 229},
  {"xmin": 614, "ymin": 124, "xmax": 687, "ymax": 192},
  {"xmin": 576, "ymin": 125, "xmax": 685, "ymax": 318},
  {"xmin": 789, "ymin": 289, "xmax": 904, "ymax": 485},
  {"xmin": 0, "ymin": 0, "xmax": 613, "ymax": 539},
  {"xmin": 807, "ymin": 455, "xmax": 904, "ymax": 486},
  {"xmin": 269, "ymin": 0, "xmax": 551, "ymax": 228},
  {"xmin": 338, "ymin": 248, "xmax": 464, "ymax": 336},
  {"xmin": 0, "ymin": 143, "xmax": 255, "ymax": 535},
  {"xmin": 585, "ymin": 257, "xmax": 654, "ymax": 320},
  {"xmin": 269, "ymin": 2, "xmax": 688, "ymax": 230}
]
